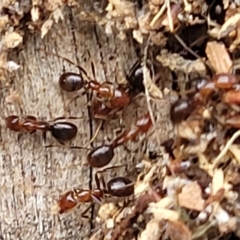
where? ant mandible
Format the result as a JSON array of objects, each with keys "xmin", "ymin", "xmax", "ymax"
[
  {"xmin": 56, "ymin": 165, "xmax": 134, "ymax": 214},
  {"xmin": 5, "ymin": 115, "xmax": 78, "ymax": 145}
]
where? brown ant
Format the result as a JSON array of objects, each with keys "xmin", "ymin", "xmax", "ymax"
[
  {"xmin": 170, "ymin": 74, "xmax": 240, "ymax": 123},
  {"xmin": 56, "ymin": 165, "xmax": 134, "ymax": 214},
  {"xmin": 46, "ymin": 112, "xmax": 152, "ymax": 166},
  {"xmin": 42, "ymin": 50, "xmax": 132, "ymax": 111},
  {"xmin": 126, "ymin": 59, "xmax": 155, "ymax": 96},
  {"xmin": 5, "ymin": 115, "xmax": 78, "ymax": 145},
  {"xmin": 170, "ymin": 98, "xmax": 196, "ymax": 124},
  {"xmin": 85, "ymin": 112, "xmax": 153, "ymax": 168}
]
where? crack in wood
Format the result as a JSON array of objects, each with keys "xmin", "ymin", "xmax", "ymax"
[{"xmin": 68, "ymin": 8, "xmax": 95, "ymax": 233}]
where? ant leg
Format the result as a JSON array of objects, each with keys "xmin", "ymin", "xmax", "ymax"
[
  {"xmin": 81, "ymin": 204, "xmax": 93, "ymax": 219},
  {"xmin": 42, "ymin": 131, "xmax": 48, "ymax": 146},
  {"xmin": 17, "ymin": 133, "xmax": 23, "ymax": 142},
  {"xmin": 69, "ymin": 146, "xmax": 92, "ymax": 151},
  {"xmin": 44, "ymin": 144, "xmax": 62, "ymax": 148},
  {"xmin": 95, "ymin": 165, "xmax": 127, "ymax": 189},
  {"xmin": 49, "ymin": 116, "xmax": 84, "ymax": 122},
  {"xmin": 39, "ymin": 48, "xmax": 90, "ymax": 79},
  {"xmin": 64, "ymin": 95, "xmax": 80, "ymax": 113},
  {"xmin": 91, "ymin": 195, "xmax": 102, "ymax": 205}
]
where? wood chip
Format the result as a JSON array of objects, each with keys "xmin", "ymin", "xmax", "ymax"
[
  {"xmin": 178, "ymin": 181, "xmax": 205, "ymax": 211},
  {"xmin": 205, "ymin": 41, "xmax": 233, "ymax": 74}
]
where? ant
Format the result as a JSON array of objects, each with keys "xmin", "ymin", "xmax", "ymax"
[
  {"xmin": 85, "ymin": 112, "xmax": 153, "ymax": 168},
  {"xmin": 44, "ymin": 50, "xmax": 132, "ymax": 111},
  {"xmin": 5, "ymin": 115, "xmax": 78, "ymax": 145},
  {"xmin": 44, "ymin": 50, "xmax": 156, "ymax": 120},
  {"xmin": 56, "ymin": 165, "xmax": 134, "ymax": 214},
  {"xmin": 170, "ymin": 74, "xmax": 240, "ymax": 124}
]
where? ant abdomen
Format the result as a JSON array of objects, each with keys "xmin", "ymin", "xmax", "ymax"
[
  {"xmin": 5, "ymin": 115, "xmax": 21, "ymax": 132},
  {"xmin": 87, "ymin": 145, "xmax": 114, "ymax": 168},
  {"xmin": 109, "ymin": 88, "xmax": 131, "ymax": 108},
  {"xmin": 50, "ymin": 122, "xmax": 78, "ymax": 143},
  {"xmin": 57, "ymin": 191, "xmax": 77, "ymax": 214},
  {"xmin": 59, "ymin": 72, "xmax": 84, "ymax": 92},
  {"xmin": 135, "ymin": 113, "xmax": 152, "ymax": 133},
  {"xmin": 107, "ymin": 177, "xmax": 134, "ymax": 197}
]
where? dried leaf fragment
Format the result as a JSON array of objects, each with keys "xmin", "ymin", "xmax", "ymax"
[
  {"xmin": 0, "ymin": 15, "xmax": 9, "ymax": 32},
  {"xmin": 53, "ymin": 8, "xmax": 64, "ymax": 23},
  {"xmin": 148, "ymin": 198, "xmax": 179, "ymax": 221},
  {"xmin": 3, "ymin": 32, "xmax": 23, "ymax": 49},
  {"xmin": 166, "ymin": 220, "xmax": 191, "ymax": 240},
  {"xmin": 205, "ymin": 41, "xmax": 232, "ymax": 74},
  {"xmin": 156, "ymin": 51, "xmax": 207, "ymax": 74},
  {"xmin": 218, "ymin": 13, "xmax": 240, "ymax": 39},
  {"xmin": 41, "ymin": 18, "xmax": 54, "ymax": 38},
  {"xmin": 178, "ymin": 181, "xmax": 205, "ymax": 211}
]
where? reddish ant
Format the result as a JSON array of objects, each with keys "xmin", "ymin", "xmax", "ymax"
[
  {"xmin": 85, "ymin": 112, "xmax": 152, "ymax": 168},
  {"xmin": 56, "ymin": 165, "xmax": 134, "ymax": 214},
  {"xmin": 46, "ymin": 112, "xmax": 152, "ymax": 166},
  {"xmin": 42, "ymin": 50, "xmax": 132, "ymax": 111},
  {"xmin": 5, "ymin": 115, "xmax": 78, "ymax": 145},
  {"xmin": 170, "ymin": 73, "xmax": 240, "ymax": 123}
]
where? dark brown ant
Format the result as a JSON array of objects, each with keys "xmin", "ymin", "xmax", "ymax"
[
  {"xmin": 170, "ymin": 98, "xmax": 196, "ymax": 124},
  {"xmin": 126, "ymin": 59, "xmax": 162, "ymax": 97},
  {"xmin": 126, "ymin": 60, "xmax": 146, "ymax": 95},
  {"xmin": 86, "ymin": 112, "xmax": 153, "ymax": 168},
  {"xmin": 56, "ymin": 166, "xmax": 134, "ymax": 214},
  {"xmin": 44, "ymin": 50, "xmax": 133, "ymax": 111},
  {"xmin": 170, "ymin": 74, "xmax": 240, "ymax": 124},
  {"xmin": 5, "ymin": 115, "xmax": 78, "ymax": 145},
  {"xmin": 68, "ymin": 112, "xmax": 152, "ymax": 168},
  {"xmin": 60, "ymin": 71, "xmax": 132, "ymax": 109}
]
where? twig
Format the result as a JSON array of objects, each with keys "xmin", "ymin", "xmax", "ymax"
[
  {"xmin": 166, "ymin": 0, "xmax": 173, "ymax": 32},
  {"xmin": 212, "ymin": 129, "xmax": 240, "ymax": 168},
  {"xmin": 143, "ymin": 40, "xmax": 155, "ymax": 127},
  {"xmin": 150, "ymin": 2, "xmax": 167, "ymax": 28},
  {"xmin": 173, "ymin": 33, "xmax": 202, "ymax": 60}
]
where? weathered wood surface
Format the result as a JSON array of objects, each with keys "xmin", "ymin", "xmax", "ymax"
[{"xmin": 0, "ymin": 6, "xmax": 172, "ymax": 240}]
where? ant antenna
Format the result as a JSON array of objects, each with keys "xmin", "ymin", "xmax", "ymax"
[{"xmin": 37, "ymin": 48, "xmax": 90, "ymax": 80}]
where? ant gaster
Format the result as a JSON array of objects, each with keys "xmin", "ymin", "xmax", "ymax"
[
  {"xmin": 56, "ymin": 166, "xmax": 134, "ymax": 214},
  {"xmin": 5, "ymin": 115, "xmax": 78, "ymax": 144}
]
